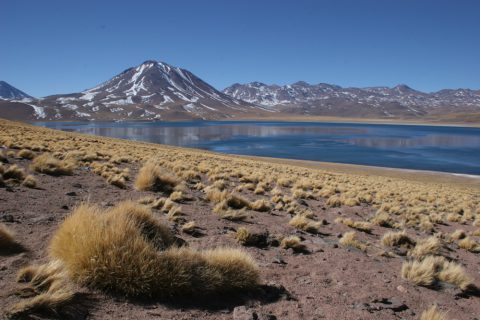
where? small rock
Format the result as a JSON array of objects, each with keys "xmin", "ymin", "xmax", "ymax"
[
  {"xmin": 61, "ymin": 205, "xmax": 69, "ymax": 210},
  {"xmin": 65, "ymin": 191, "xmax": 77, "ymax": 196},
  {"xmin": 233, "ymin": 306, "xmax": 257, "ymax": 320},
  {"xmin": 72, "ymin": 183, "xmax": 82, "ymax": 188},
  {"xmin": 297, "ymin": 199, "xmax": 308, "ymax": 206},
  {"xmin": 396, "ymin": 285, "xmax": 407, "ymax": 293},
  {"xmin": 272, "ymin": 255, "xmax": 286, "ymax": 265}
]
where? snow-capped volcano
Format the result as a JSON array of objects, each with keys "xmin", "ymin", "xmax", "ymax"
[
  {"xmin": 34, "ymin": 60, "xmax": 270, "ymax": 120},
  {"xmin": 0, "ymin": 81, "xmax": 33, "ymax": 100},
  {"xmin": 223, "ymin": 82, "xmax": 480, "ymax": 118}
]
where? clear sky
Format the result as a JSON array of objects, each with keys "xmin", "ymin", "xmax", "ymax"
[{"xmin": 1, "ymin": 0, "xmax": 479, "ymax": 97}]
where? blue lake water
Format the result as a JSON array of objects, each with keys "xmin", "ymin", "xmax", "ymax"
[{"xmin": 33, "ymin": 121, "xmax": 480, "ymax": 175}]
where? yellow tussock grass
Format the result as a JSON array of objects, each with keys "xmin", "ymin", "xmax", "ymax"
[
  {"xmin": 289, "ymin": 214, "xmax": 322, "ymax": 233},
  {"xmin": 401, "ymin": 256, "xmax": 473, "ymax": 290},
  {"xmin": 408, "ymin": 236, "xmax": 442, "ymax": 259},
  {"xmin": 339, "ymin": 231, "xmax": 367, "ymax": 251},
  {"xmin": 30, "ymin": 153, "xmax": 74, "ymax": 176},
  {"xmin": 280, "ymin": 235, "xmax": 306, "ymax": 252},
  {"xmin": 49, "ymin": 202, "xmax": 259, "ymax": 297},
  {"xmin": 134, "ymin": 161, "xmax": 179, "ymax": 193},
  {"xmin": 381, "ymin": 231, "xmax": 415, "ymax": 248},
  {"xmin": 420, "ymin": 305, "xmax": 447, "ymax": 320}
]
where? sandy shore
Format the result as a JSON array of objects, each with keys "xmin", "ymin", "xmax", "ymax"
[
  {"xmin": 231, "ymin": 115, "xmax": 480, "ymax": 128},
  {"xmin": 234, "ymin": 154, "xmax": 480, "ymax": 190}
]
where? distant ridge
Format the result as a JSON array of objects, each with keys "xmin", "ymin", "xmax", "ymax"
[{"xmin": 223, "ymin": 82, "xmax": 480, "ymax": 118}]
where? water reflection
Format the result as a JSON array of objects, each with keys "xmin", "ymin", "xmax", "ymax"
[
  {"xmin": 33, "ymin": 121, "xmax": 480, "ymax": 174},
  {"xmin": 68, "ymin": 123, "xmax": 370, "ymax": 147}
]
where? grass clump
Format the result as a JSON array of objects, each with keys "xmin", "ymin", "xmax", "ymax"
[
  {"xmin": 7, "ymin": 260, "xmax": 84, "ymax": 320},
  {"xmin": 401, "ymin": 256, "xmax": 473, "ymax": 290},
  {"xmin": 249, "ymin": 199, "xmax": 272, "ymax": 212},
  {"xmin": 0, "ymin": 223, "xmax": 24, "ymax": 254},
  {"xmin": 181, "ymin": 221, "xmax": 197, "ymax": 235},
  {"xmin": 236, "ymin": 227, "xmax": 268, "ymax": 247},
  {"xmin": 280, "ymin": 236, "xmax": 306, "ymax": 252},
  {"xmin": 3, "ymin": 164, "xmax": 26, "ymax": 181},
  {"xmin": 22, "ymin": 174, "xmax": 38, "ymax": 188},
  {"xmin": 335, "ymin": 217, "xmax": 372, "ymax": 233},
  {"xmin": 289, "ymin": 214, "xmax": 322, "ymax": 233},
  {"xmin": 381, "ymin": 231, "xmax": 415, "ymax": 248},
  {"xmin": 31, "ymin": 153, "xmax": 74, "ymax": 176},
  {"xmin": 408, "ymin": 236, "xmax": 442, "ymax": 259},
  {"xmin": 18, "ymin": 149, "xmax": 35, "ymax": 159},
  {"xmin": 420, "ymin": 305, "xmax": 447, "ymax": 320},
  {"xmin": 48, "ymin": 201, "xmax": 259, "ymax": 297},
  {"xmin": 458, "ymin": 237, "xmax": 480, "ymax": 253},
  {"xmin": 450, "ymin": 229, "xmax": 466, "ymax": 240},
  {"xmin": 134, "ymin": 161, "xmax": 179, "ymax": 193},
  {"xmin": 339, "ymin": 231, "xmax": 367, "ymax": 251}
]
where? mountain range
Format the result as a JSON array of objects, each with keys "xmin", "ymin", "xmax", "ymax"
[
  {"xmin": 1, "ymin": 60, "xmax": 479, "ymax": 121},
  {"xmin": 223, "ymin": 82, "xmax": 480, "ymax": 118}
]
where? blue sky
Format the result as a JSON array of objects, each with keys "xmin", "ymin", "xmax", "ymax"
[{"xmin": 1, "ymin": 0, "xmax": 479, "ymax": 97}]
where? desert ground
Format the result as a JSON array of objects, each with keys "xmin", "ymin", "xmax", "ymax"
[{"xmin": 1, "ymin": 118, "xmax": 479, "ymax": 320}]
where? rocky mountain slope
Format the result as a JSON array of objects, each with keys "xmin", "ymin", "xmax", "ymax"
[
  {"xmin": 0, "ymin": 81, "xmax": 33, "ymax": 100},
  {"xmin": 223, "ymin": 82, "xmax": 480, "ymax": 118}
]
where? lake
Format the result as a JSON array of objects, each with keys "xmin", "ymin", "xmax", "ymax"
[{"xmin": 33, "ymin": 121, "xmax": 480, "ymax": 175}]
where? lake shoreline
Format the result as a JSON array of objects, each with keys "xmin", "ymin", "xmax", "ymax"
[
  {"xmin": 32, "ymin": 119, "xmax": 480, "ymax": 177},
  {"xmin": 30, "ymin": 115, "xmax": 480, "ymax": 128},
  {"xmin": 233, "ymin": 153, "xmax": 480, "ymax": 189}
]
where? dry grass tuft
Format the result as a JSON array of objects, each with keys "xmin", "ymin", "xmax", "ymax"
[
  {"xmin": 8, "ymin": 260, "xmax": 87, "ymax": 319},
  {"xmin": 22, "ymin": 174, "xmax": 38, "ymax": 188},
  {"xmin": 167, "ymin": 205, "xmax": 183, "ymax": 222},
  {"xmin": 249, "ymin": 199, "xmax": 272, "ymax": 212},
  {"xmin": 289, "ymin": 214, "xmax": 322, "ymax": 233},
  {"xmin": 458, "ymin": 237, "xmax": 480, "ymax": 253},
  {"xmin": 169, "ymin": 191, "xmax": 184, "ymax": 202},
  {"xmin": 401, "ymin": 256, "xmax": 473, "ymax": 290},
  {"xmin": 107, "ymin": 174, "xmax": 127, "ymax": 189},
  {"xmin": 0, "ymin": 223, "xmax": 15, "ymax": 248},
  {"xmin": 450, "ymin": 229, "xmax": 466, "ymax": 240},
  {"xmin": 236, "ymin": 227, "xmax": 268, "ymax": 247},
  {"xmin": 181, "ymin": 221, "xmax": 197, "ymax": 234},
  {"xmin": 408, "ymin": 236, "xmax": 442, "ymax": 259},
  {"xmin": 3, "ymin": 164, "xmax": 26, "ymax": 181},
  {"xmin": 280, "ymin": 235, "xmax": 306, "ymax": 252},
  {"xmin": 335, "ymin": 217, "xmax": 372, "ymax": 233},
  {"xmin": 339, "ymin": 231, "xmax": 367, "ymax": 251},
  {"xmin": 18, "ymin": 149, "xmax": 35, "ymax": 159},
  {"xmin": 31, "ymin": 153, "xmax": 74, "ymax": 176},
  {"xmin": 1, "ymin": 223, "xmax": 24, "ymax": 254},
  {"xmin": 371, "ymin": 210, "xmax": 396, "ymax": 228},
  {"xmin": 134, "ymin": 161, "xmax": 179, "ymax": 193},
  {"xmin": 49, "ymin": 202, "xmax": 259, "ymax": 297},
  {"xmin": 381, "ymin": 231, "xmax": 415, "ymax": 248},
  {"xmin": 420, "ymin": 305, "xmax": 447, "ymax": 320}
]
